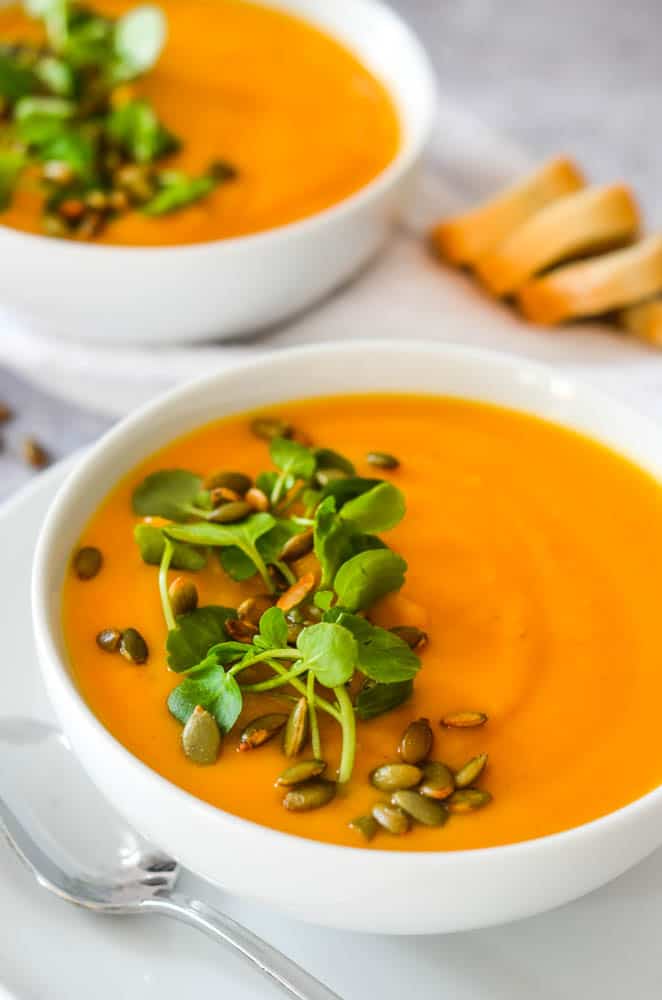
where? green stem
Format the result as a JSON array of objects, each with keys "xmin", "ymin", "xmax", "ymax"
[
  {"xmin": 238, "ymin": 541, "xmax": 274, "ymax": 594},
  {"xmin": 334, "ymin": 684, "xmax": 356, "ymax": 784},
  {"xmin": 241, "ymin": 661, "xmax": 309, "ymax": 692},
  {"xmin": 307, "ymin": 669, "xmax": 322, "ymax": 759},
  {"xmin": 159, "ymin": 538, "xmax": 176, "ymax": 631},
  {"xmin": 291, "ymin": 516, "xmax": 314, "ymax": 527},
  {"xmin": 274, "ymin": 559, "xmax": 296, "ymax": 586},
  {"xmin": 261, "ymin": 659, "xmax": 342, "ymax": 723},
  {"xmin": 228, "ymin": 648, "xmax": 300, "ymax": 676},
  {"xmin": 277, "ymin": 482, "xmax": 306, "ymax": 514},
  {"xmin": 270, "ymin": 469, "xmax": 290, "ymax": 507}
]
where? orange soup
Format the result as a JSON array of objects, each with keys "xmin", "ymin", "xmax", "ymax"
[
  {"xmin": 0, "ymin": 0, "xmax": 400, "ymax": 245},
  {"xmin": 63, "ymin": 394, "xmax": 662, "ymax": 850}
]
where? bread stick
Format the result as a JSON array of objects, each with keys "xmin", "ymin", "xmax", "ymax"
[
  {"xmin": 475, "ymin": 184, "xmax": 639, "ymax": 296},
  {"xmin": 431, "ymin": 156, "xmax": 584, "ymax": 265},
  {"xmin": 517, "ymin": 235, "xmax": 662, "ymax": 325}
]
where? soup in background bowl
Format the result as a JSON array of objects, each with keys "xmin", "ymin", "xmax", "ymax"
[{"xmin": 35, "ymin": 341, "xmax": 662, "ymax": 934}]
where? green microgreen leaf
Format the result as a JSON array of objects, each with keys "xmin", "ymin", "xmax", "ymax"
[
  {"xmin": 319, "ymin": 476, "xmax": 381, "ymax": 508},
  {"xmin": 313, "ymin": 590, "xmax": 334, "ymax": 611},
  {"xmin": 0, "ymin": 150, "xmax": 26, "ymax": 210},
  {"xmin": 15, "ymin": 95, "xmax": 75, "ymax": 120},
  {"xmin": 134, "ymin": 523, "xmax": 206, "ymax": 571},
  {"xmin": 313, "ymin": 448, "xmax": 355, "ymax": 476},
  {"xmin": 35, "ymin": 55, "xmax": 75, "ymax": 96},
  {"xmin": 258, "ymin": 606, "xmax": 288, "ymax": 649},
  {"xmin": 166, "ymin": 606, "xmax": 237, "ymax": 672},
  {"xmin": 0, "ymin": 50, "xmax": 38, "ymax": 100},
  {"xmin": 355, "ymin": 679, "xmax": 413, "ymax": 721},
  {"xmin": 333, "ymin": 549, "xmax": 407, "ymax": 612},
  {"xmin": 168, "ymin": 660, "xmax": 243, "ymax": 733},
  {"xmin": 270, "ymin": 436, "xmax": 316, "ymax": 481},
  {"xmin": 132, "ymin": 469, "xmax": 202, "ymax": 522},
  {"xmin": 113, "ymin": 4, "xmax": 166, "ymax": 81},
  {"xmin": 218, "ymin": 546, "xmax": 257, "ymax": 582},
  {"xmin": 23, "ymin": 0, "xmax": 68, "ymax": 51},
  {"xmin": 296, "ymin": 621, "xmax": 357, "ymax": 688},
  {"xmin": 313, "ymin": 496, "xmax": 353, "ymax": 587},
  {"xmin": 166, "ymin": 512, "xmax": 276, "ymax": 591},
  {"xmin": 143, "ymin": 169, "xmax": 215, "ymax": 215},
  {"xmin": 256, "ymin": 470, "xmax": 278, "ymax": 495},
  {"xmin": 339, "ymin": 482, "xmax": 405, "ymax": 533},
  {"xmin": 333, "ymin": 613, "xmax": 420, "ymax": 682},
  {"xmin": 107, "ymin": 99, "xmax": 179, "ymax": 164}
]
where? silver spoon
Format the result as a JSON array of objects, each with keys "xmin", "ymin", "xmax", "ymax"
[{"xmin": 0, "ymin": 717, "xmax": 342, "ymax": 1000}]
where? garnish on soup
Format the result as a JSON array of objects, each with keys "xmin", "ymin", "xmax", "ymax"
[{"xmin": 0, "ymin": 0, "xmax": 236, "ymax": 238}]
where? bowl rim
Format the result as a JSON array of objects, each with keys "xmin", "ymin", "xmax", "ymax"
[
  {"xmin": 32, "ymin": 338, "xmax": 662, "ymax": 867},
  {"xmin": 0, "ymin": 0, "xmax": 437, "ymax": 259}
]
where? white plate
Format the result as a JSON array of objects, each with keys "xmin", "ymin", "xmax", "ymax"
[{"xmin": 3, "ymin": 460, "xmax": 662, "ymax": 999}]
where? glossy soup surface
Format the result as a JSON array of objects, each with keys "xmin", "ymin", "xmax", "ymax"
[
  {"xmin": 0, "ymin": 0, "xmax": 400, "ymax": 245},
  {"xmin": 63, "ymin": 394, "xmax": 662, "ymax": 850}
]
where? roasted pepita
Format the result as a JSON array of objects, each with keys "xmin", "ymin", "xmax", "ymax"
[
  {"xmin": 447, "ymin": 789, "xmax": 492, "ymax": 813},
  {"xmin": 119, "ymin": 628, "xmax": 148, "ymax": 664},
  {"xmin": 182, "ymin": 705, "xmax": 221, "ymax": 765},
  {"xmin": 250, "ymin": 417, "xmax": 293, "ymax": 441},
  {"xmin": 398, "ymin": 717, "xmax": 433, "ymax": 764},
  {"xmin": 225, "ymin": 618, "xmax": 258, "ymax": 643},
  {"xmin": 245, "ymin": 486, "xmax": 270, "ymax": 512},
  {"xmin": 366, "ymin": 451, "xmax": 400, "ymax": 469},
  {"xmin": 349, "ymin": 815, "xmax": 379, "ymax": 841},
  {"xmin": 238, "ymin": 713, "xmax": 288, "ymax": 751},
  {"xmin": 168, "ymin": 577, "xmax": 198, "ymax": 617},
  {"xmin": 392, "ymin": 789, "xmax": 448, "ymax": 827},
  {"xmin": 203, "ymin": 470, "xmax": 252, "ymax": 494},
  {"xmin": 389, "ymin": 625, "xmax": 428, "ymax": 650},
  {"xmin": 454, "ymin": 753, "xmax": 488, "ymax": 789},
  {"xmin": 279, "ymin": 528, "xmax": 314, "ymax": 563},
  {"xmin": 209, "ymin": 500, "xmax": 252, "ymax": 524},
  {"xmin": 96, "ymin": 628, "xmax": 121, "ymax": 653},
  {"xmin": 315, "ymin": 468, "xmax": 347, "ymax": 487},
  {"xmin": 372, "ymin": 802, "xmax": 410, "ymax": 835},
  {"xmin": 276, "ymin": 572, "xmax": 316, "ymax": 613},
  {"xmin": 73, "ymin": 545, "xmax": 103, "ymax": 580},
  {"xmin": 237, "ymin": 594, "xmax": 275, "ymax": 625},
  {"xmin": 276, "ymin": 759, "xmax": 326, "ymax": 787},
  {"xmin": 419, "ymin": 761, "xmax": 455, "ymax": 800},
  {"xmin": 282, "ymin": 780, "xmax": 336, "ymax": 811},
  {"xmin": 209, "ymin": 486, "xmax": 241, "ymax": 506},
  {"xmin": 370, "ymin": 762, "xmax": 423, "ymax": 792},
  {"xmin": 441, "ymin": 711, "xmax": 488, "ymax": 729},
  {"xmin": 282, "ymin": 697, "xmax": 309, "ymax": 757}
]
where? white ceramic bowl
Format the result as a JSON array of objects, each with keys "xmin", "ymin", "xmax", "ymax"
[
  {"xmin": 0, "ymin": 0, "xmax": 436, "ymax": 345},
  {"xmin": 32, "ymin": 341, "xmax": 662, "ymax": 934}
]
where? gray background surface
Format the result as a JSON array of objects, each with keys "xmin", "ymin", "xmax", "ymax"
[{"xmin": 1, "ymin": 0, "xmax": 660, "ymax": 498}]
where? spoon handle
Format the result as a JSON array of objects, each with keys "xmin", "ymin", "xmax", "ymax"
[{"xmin": 144, "ymin": 893, "xmax": 343, "ymax": 1000}]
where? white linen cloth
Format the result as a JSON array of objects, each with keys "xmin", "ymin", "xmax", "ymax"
[{"xmin": 2, "ymin": 94, "xmax": 662, "ymax": 421}]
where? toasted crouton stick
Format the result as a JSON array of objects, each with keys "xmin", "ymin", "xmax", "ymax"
[
  {"xmin": 475, "ymin": 184, "xmax": 639, "ymax": 296},
  {"xmin": 517, "ymin": 235, "xmax": 662, "ymax": 325},
  {"xmin": 431, "ymin": 156, "xmax": 584, "ymax": 265},
  {"xmin": 619, "ymin": 299, "xmax": 662, "ymax": 346}
]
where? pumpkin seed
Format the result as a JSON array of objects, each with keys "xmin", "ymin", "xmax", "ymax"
[
  {"xmin": 182, "ymin": 705, "xmax": 221, "ymax": 765},
  {"xmin": 282, "ymin": 697, "xmax": 309, "ymax": 757},
  {"xmin": 279, "ymin": 528, "xmax": 314, "ymax": 563},
  {"xmin": 237, "ymin": 594, "xmax": 275, "ymax": 626},
  {"xmin": 441, "ymin": 711, "xmax": 488, "ymax": 729},
  {"xmin": 366, "ymin": 451, "xmax": 400, "ymax": 469},
  {"xmin": 0, "ymin": 402, "xmax": 12, "ymax": 423},
  {"xmin": 370, "ymin": 762, "xmax": 423, "ymax": 792},
  {"xmin": 119, "ymin": 628, "xmax": 148, "ymax": 664},
  {"xmin": 73, "ymin": 546, "xmax": 103, "ymax": 580},
  {"xmin": 276, "ymin": 759, "xmax": 326, "ymax": 787},
  {"xmin": 276, "ymin": 572, "xmax": 316, "ymax": 613},
  {"xmin": 209, "ymin": 500, "xmax": 252, "ymax": 524},
  {"xmin": 209, "ymin": 486, "xmax": 241, "ymax": 506},
  {"xmin": 349, "ymin": 815, "xmax": 379, "ymax": 841},
  {"xmin": 203, "ymin": 470, "xmax": 252, "ymax": 494},
  {"xmin": 419, "ymin": 761, "xmax": 455, "ymax": 800},
  {"xmin": 372, "ymin": 802, "xmax": 410, "ymax": 835},
  {"xmin": 168, "ymin": 577, "xmax": 198, "ymax": 617},
  {"xmin": 447, "ymin": 789, "xmax": 492, "ymax": 813},
  {"xmin": 282, "ymin": 780, "xmax": 336, "ymax": 812},
  {"xmin": 389, "ymin": 625, "xmax": 428, "ymax": 651},
  {"xmin": 96, "ymin": 628, "xmax": 121, "ymax": 653},
  {"xmin": 286, "ymin": 622, "xmax": 303, "ymax": 644},
  {"xmin": 398, "ymin": 717, "xmax": 433, "ymax": 764},
  {"xmin": 251, "ymin": 417, "xmax": 293, "ymax": 441},
  {"xmin": 455, "ymin": 753, "xmax": 488, "ymax": 789},
  {"xmin": 315, "ymin": 468, "xmax": 347, "ymax": 487},
  {"xmin": 392, "ymin": 789, "xmax": 448, "ymax": 827},
  {"xmin": 225, "ymin": 618, "xmax": 258, "ymax": 643},
  {"xmin": 245, "ymin": 487, "xmax": 270, "ymax": 512},
  {"xmin": 239, "ymin": 713, "xmax": 288, "ymax": 751}
]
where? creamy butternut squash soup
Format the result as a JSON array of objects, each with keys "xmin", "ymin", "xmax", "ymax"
[
  {"xmin": 0, "ymin": 0, "xmax": 399, "ymax": 244},
  {"xmin": 63, "ymin": 395, "xmax": 662, "ymax": 850}
]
